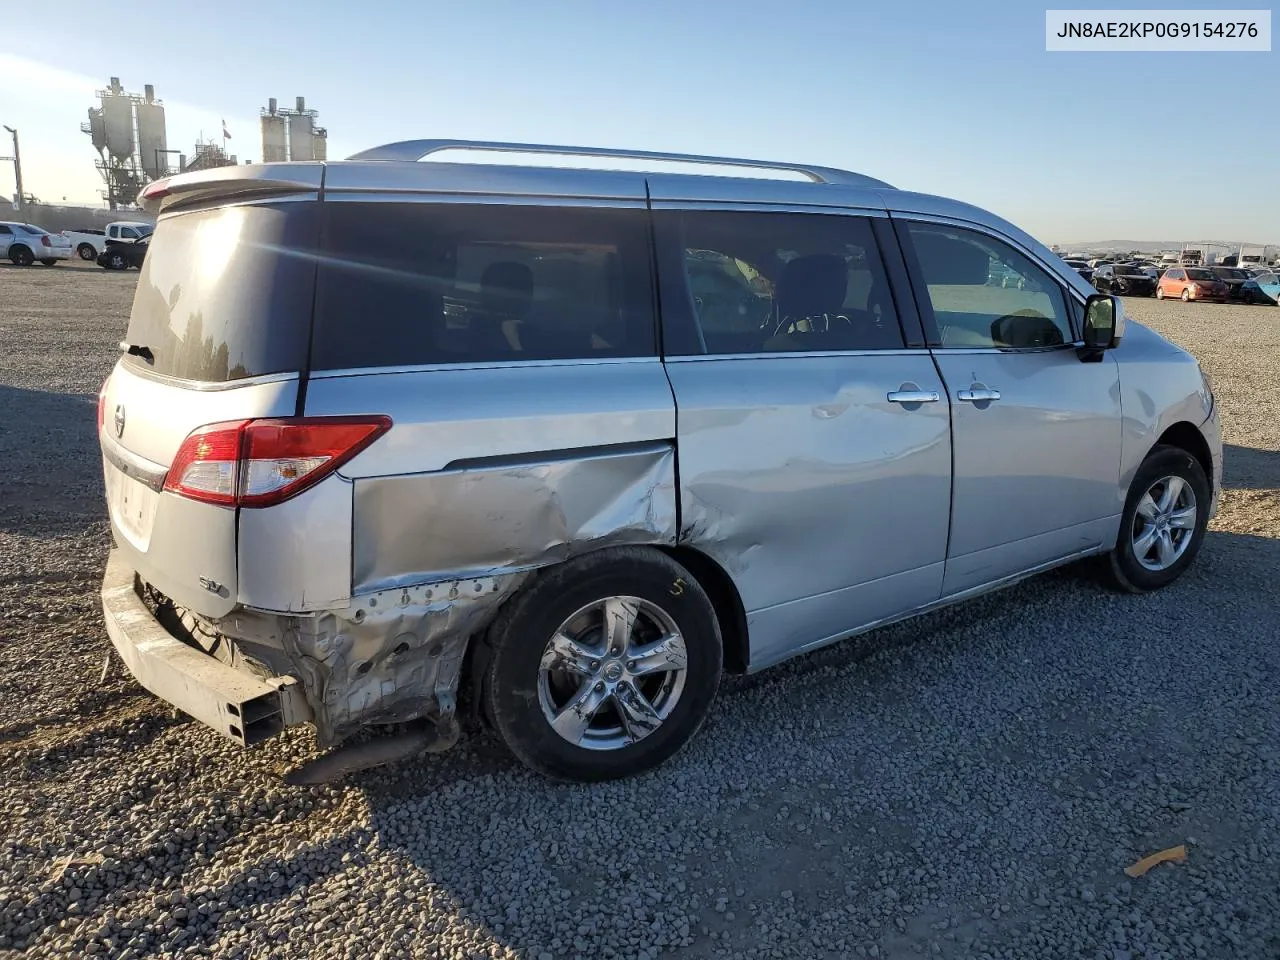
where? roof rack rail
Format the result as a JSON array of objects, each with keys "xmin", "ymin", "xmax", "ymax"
[{"xmin": 345, "ymin": 139, "xmax": 893, "ymax": 188}]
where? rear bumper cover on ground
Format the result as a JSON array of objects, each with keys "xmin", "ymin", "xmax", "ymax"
[{"xmin": 101, "ymin": 548, "xmax": 312, "ymax": 745}]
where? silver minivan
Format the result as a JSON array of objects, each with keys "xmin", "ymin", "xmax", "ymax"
[{"xmin": 99, "ymin": 140, "xmax": 1222, "ymax": 783}]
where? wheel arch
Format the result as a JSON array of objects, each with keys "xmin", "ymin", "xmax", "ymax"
[
  {"xmin": 657, "ymin": 545, "xmax": 750, "ymax": 675},
  {"xmin": 1155, "ymin": 421, "xmax": 1214, "ymax": 495}
]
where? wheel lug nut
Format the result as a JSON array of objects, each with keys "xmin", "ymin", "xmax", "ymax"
[
  {"xmin": 627, "ymin": 661, "xmax": 637, "ymax": 670},
  {"xmin": 595, "ymin": 681, "xmax": 605, "ymax": 691},
  {"xmin": 590, "ymin": 660, "xmax": 599, "ymax": 670}
]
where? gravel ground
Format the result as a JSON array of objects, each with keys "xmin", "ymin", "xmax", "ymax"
[{"xmin": 1, "ymin": 262, "xmax": 1277, "ymax": 960}]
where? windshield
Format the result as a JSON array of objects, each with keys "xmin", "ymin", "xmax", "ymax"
[{"xmin": 1186, "ymin": 268, "xmax": 1216, "ymax": 281}]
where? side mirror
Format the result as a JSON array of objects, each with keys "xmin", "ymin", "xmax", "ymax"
[{"xmin": 1079, "ymin": 293, "xmax": 1120, "ymax": 361}]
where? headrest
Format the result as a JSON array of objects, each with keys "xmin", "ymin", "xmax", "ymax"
[
  {"xmin": 776, "ymin": 254, "xmax": 848, "ymax": 319},
  {"xmin": 483, "ymin": 261, "xmax": 535, "ymax": 299}
]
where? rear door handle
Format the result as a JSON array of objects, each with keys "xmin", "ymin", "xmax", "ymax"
[
  {"xmin": 957, "ymin": 386, "xmax": 1001, "ymax": 402},
  {"xmin": 887, "ymin": 389, "xmax": 940, "ymax": 404}
]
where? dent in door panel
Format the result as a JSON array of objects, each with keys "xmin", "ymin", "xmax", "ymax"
[{"xmin": 668, "ymin": 355, "xmax": 952, "ymax": 620}]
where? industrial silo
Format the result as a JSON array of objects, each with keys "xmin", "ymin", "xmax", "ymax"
[{"xmin": 136, "ymin": 85, "xmax": 168, "ymax": 179}]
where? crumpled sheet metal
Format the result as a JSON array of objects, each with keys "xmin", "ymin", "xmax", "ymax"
[
  {"xmin": 351, "ymin": 442, "xmax": 678, "ymax": 593},
  {"xmin": 284, "ymin": 572, "xmax": 527, "ymax": 746}
]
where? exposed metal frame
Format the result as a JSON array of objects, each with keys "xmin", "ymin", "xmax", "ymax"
[{"xmin": 346, "ymin": 138, "xmax": 893, "ymax": 189}]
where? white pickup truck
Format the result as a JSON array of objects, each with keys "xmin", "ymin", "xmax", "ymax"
[{"xmin": 62, "ymin": 221, "xmax": 155, "ymax": 261}]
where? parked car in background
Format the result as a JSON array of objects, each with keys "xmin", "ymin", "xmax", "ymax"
[
  {"xmin": 1093, "ymin": 263, "xmax": 1156, "ymax": 297},
  {"xmin": 62, "ymin": 227, "xmax": 107, "ymax": 261},
  {"xmin": 1250, "ymin": 272, "xmax": 1280, "ymax": 305},
  {"xmin": 0, "ymin": 221, "xmax": 73, "ymax": 265},
  {"xmin": 96, "ymin": 139, "xmax": 1222, "ymax": 784},
  {"xmin": 1237, "ymin": 272, "xmax": 1278, "ymax": 306},
  {"xmin": 1157, "ymin": 266, "xmax": 1229, "ymax": 302},
  {"xmin": 106, "ymin": 221, "xmax": 155, "ymax": 243},
  {"xmin": 1210, "ymin": 266, "xmax": 1266, "ymax": 303},
  {"xmin": 97, "ymin": 236, "xmax": 149, "ymax": 270},
  {"xmin": 1063, "ymin": 259, "xmax": 1095, "ymax": 284}
]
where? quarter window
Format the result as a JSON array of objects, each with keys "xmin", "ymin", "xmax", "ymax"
[
  {"xmin": 312, "ymin": 203, "xmax": 656, "ymax": 369},
  {"xmin": 656, "ymin": 210, "xmax": 905, "ymax": 355},
  {"xmin": 905, "ymin": 223, "xmax": 1073, "ymax": 349}
]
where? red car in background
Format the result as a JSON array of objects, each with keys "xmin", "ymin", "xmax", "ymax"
[{"xmin": 1156, "ymin": 266, "xmax": 1230, "ymax": 303}]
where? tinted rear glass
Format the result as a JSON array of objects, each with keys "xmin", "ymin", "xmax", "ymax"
[
  {"xmin": 311, "ymin": 202, "xmax": 656, "ymax": 370},
  {"xmin": 122, "ymin": 202, "xmax": 318, "ymax": 382}
]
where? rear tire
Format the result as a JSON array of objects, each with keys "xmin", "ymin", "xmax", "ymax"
[
  {"xmin": 1100, "ymin": 444, "xmax": 1210, "ymax": 593},
  {"xmin": 40, "ymin": 259, "xmax": 57, "ymax": 266},
  {"xmin": 9, "ymin": 245, "xmax": 33, "ymax": 266},
  {"xmin": 77, "ymin": 243, "xmax": 96, "ymax": 261},
  {"xmin": 482, "ymin": 546, "xmax": 722, "ymax": 782}
]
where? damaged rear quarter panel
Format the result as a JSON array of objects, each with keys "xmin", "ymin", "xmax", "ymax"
[
  {"xmin": 351, "ymin": 442, "xmax": 678, "ymax": 592},
  {"xmin": 290, "ymin": 360, "xmax": 679, "ymax": 740}
]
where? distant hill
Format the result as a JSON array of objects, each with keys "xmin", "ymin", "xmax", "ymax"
[{"xmin": 1058, "ymin": 240, "xmax": 1275, "ymax": 253}]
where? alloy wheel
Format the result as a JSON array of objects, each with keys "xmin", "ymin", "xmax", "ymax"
[
  {"xmin": 537, "ymin": 596, "xmax": 688, "ymax": 751},
  {"xmin": 1131, "ymin": 475, "xmax": 1197, "ymax": 572}
]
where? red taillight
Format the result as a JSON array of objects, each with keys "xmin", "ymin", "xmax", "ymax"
[
  {"xmin": 97, "ymin": 376, "xmax": 110, "ymax": 431},
  {"xmin": 40, "ymin": 235, "xmax": 51, "ymax": 247},
  {"xmin": 162, "ymin": 416, "xmax": 391, "ymax": 508}
]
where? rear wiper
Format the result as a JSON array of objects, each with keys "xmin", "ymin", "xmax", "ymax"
[{"xmin": 119, "ymin": 341, "xmax": 154, "ymax": 363}]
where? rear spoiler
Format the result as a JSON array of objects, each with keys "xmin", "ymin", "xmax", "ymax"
[{"xmin": 139, "ymin": 162, "xmax": 325, "ymax": 215}]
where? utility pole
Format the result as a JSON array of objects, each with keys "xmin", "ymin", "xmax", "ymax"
[{"xmin": 2, "ymin": 126, "xmax": 22, "ymax": 212}]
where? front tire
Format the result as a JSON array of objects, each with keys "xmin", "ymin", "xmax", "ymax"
[
  {"xmin": 1156, "ymin": 285, "xmax": 1165, "ymax": 300},
  {"xmin": 1101, "ymin": 444, "xmax": 1210, "ymax": 593},
  {"xmin": 1181, "ymin": 288, "xmax": 1192, "ymax": 302},
  {"xmin": 482, "ymin": 546, "xmax": 722, "ymax": 782},
  {"xmin": 104, "ymin": 252, "xmax": 127, "ymax": 270}
]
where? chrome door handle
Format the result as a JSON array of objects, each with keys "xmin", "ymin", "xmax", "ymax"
[
  {"xmin": 887, "ymin": 389, "xmax": 940, "ymax": 404},
  {"xmin": 957, "ymin": 387, "xmax": 1001, "ymax": 402}
]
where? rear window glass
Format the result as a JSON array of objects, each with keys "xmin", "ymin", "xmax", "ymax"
[
  {"xmin": 123, "ymin": 202, "xmax": 319, "ymax": 382},
  {"xmin": 310, "ymin": 202, "xmax": 656, "ymax": 370}
]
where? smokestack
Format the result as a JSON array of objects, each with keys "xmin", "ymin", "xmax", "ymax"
[
  {"xmin": 296, "ymin": 96, "xmax": 305, "ymax": 113},
  {"xmin": 268, "ymin": 97, "xmax": 277, "ymax": 114},
  {"xmin": 144, "ymin": 84, "xmax": 154, "ymax": 103}
]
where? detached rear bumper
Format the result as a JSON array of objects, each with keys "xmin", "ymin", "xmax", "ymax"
[{"xmin": 101, "ymin": 549, "xmax": 312, "ymax": 746}]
